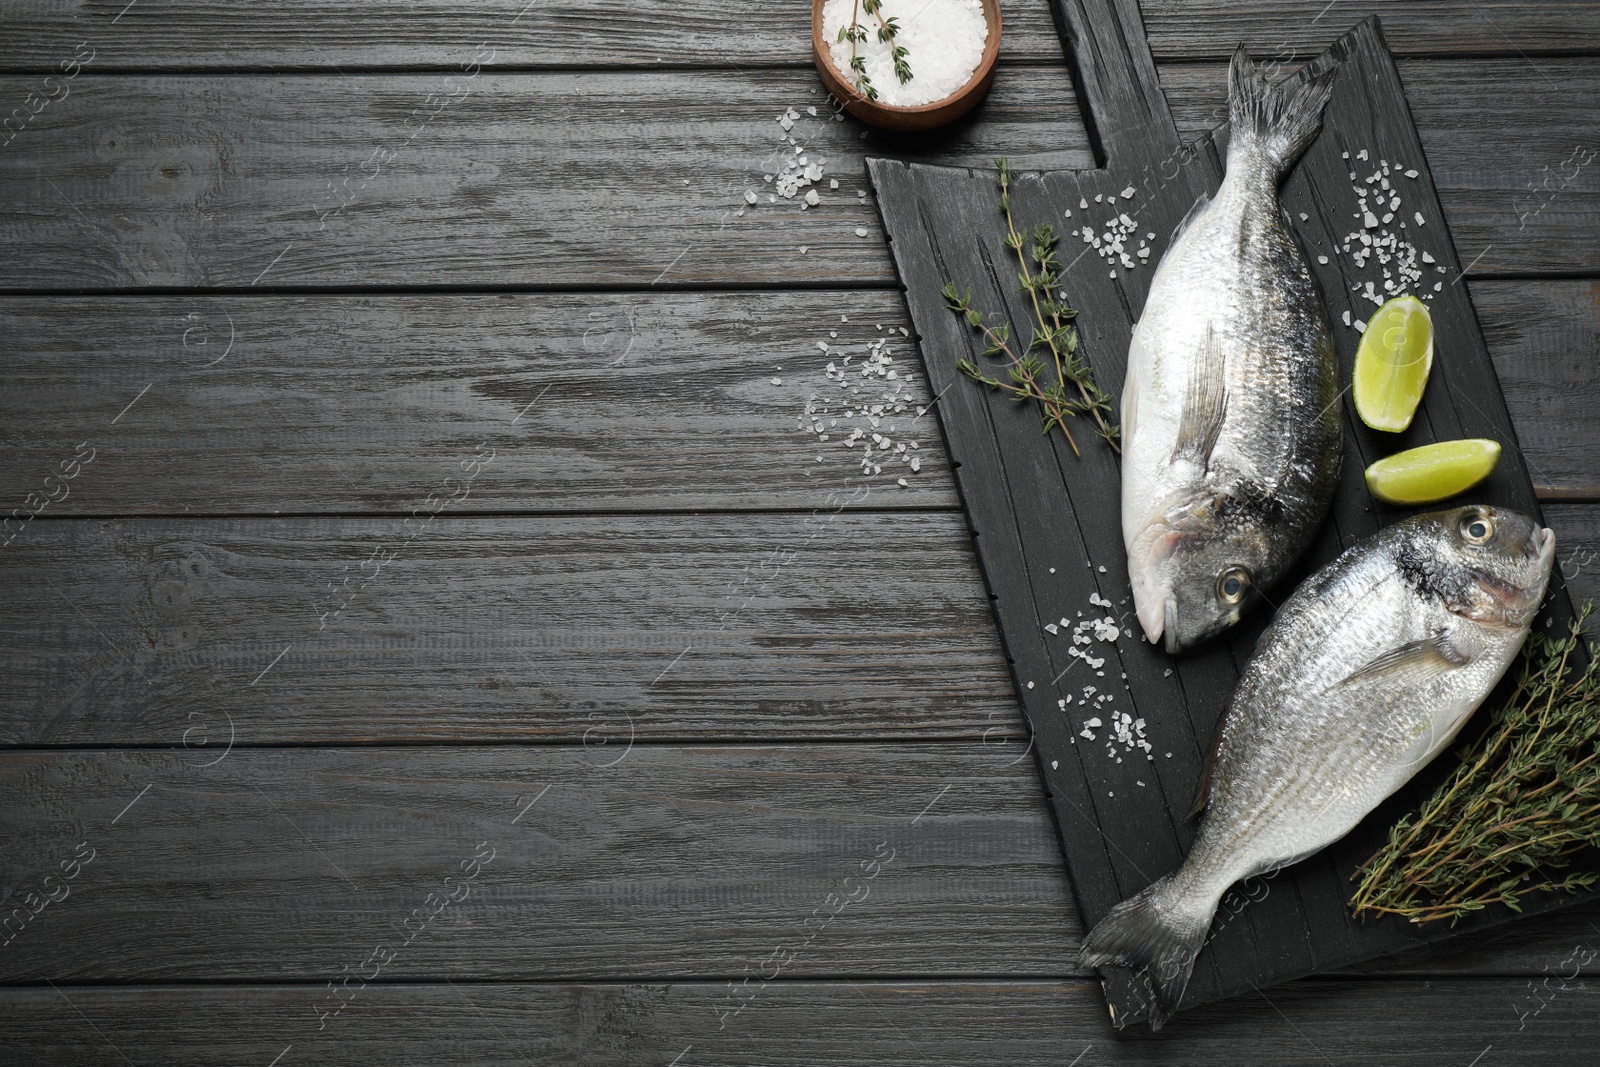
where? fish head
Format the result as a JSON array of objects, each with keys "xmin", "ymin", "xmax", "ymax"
[
  {"xmin": 1129, "ymin": 485, "xmax": 1283, "ymax": 653},
  {"xmin": 1412, "ymin": 505, "xmax": 1555, "ymax": 630}
]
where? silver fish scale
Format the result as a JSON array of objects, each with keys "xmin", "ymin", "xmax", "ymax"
[
  {"xmin": 1121, "ymin": 130, "xmax": 1342, "ymax": 652},
  {"xmin": 1180, "ymin": 531, "xmax": 1532, "ymax": 897},
  {"xmin": 1128, "ymin": 153, "xmax": 1339, "ymax": 548}
]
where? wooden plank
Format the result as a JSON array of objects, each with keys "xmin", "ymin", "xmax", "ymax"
[
  {"xmin": 869, "ymin": 17, "xmax": 1592, "ymax": 1026},
  {"xmin": 1143, "ymin": 0, "xmax": 1600, "ymax": 60},
  {"xmin": 0, "ymin": 743, "xmax": 1596, "ymax": 986},
  {"xmin": 0, "ymin": 0, "xmax": 1067, "ymax": 71},
  {"xmin": 0, "ymin": 282, "xmax": 1586, "ymax": 517},
  {"xmin": 1476, "ymin": 280, "xmax": 1600, "ymax": 501},
  {"xmin": 0, "ymin": 292, "xmax": 960, "ymax": 514},
  {"xmin": 0, "ymin": 513, "xmax": 1016, "ymax": 745},
  {"xmin": 1049, "ymin": 0, "xmax": 1180, "ymax": 167},
  {"xmin": 2, "ymin": 501, "xmax": 1598, "ymax": 748},
  {"xmin": 0, "ymin": 745, "xmax": 1074, "ymax": 981},
  {"xmin": 1160, "ymin": 59, "xmax": 1600, "ymax": 277},
  {"xmin": 2, "ymin": 977, "xmax": 1599, "ymax": 1063},
  {"xmin": 0, "ymin": 63, "xmax": 1591, "ymax": 291},
  {"xmin": 0, "ymin": 0, "xmax": 1589, "ymax": 70}
]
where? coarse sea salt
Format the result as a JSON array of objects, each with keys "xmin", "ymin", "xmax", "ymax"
[
  {"xmin": 800, "ymin": 326, "xmax": 927, "ymax": 483},
  {"xmin": 1335, "ymin": 152, "xmax": 1447, "ymax": 317},
  {"xmin": 821, "ymin": 0, "xmax": 990, "ymax": 109}
]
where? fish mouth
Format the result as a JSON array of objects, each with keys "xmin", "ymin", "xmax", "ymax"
[
  {"xmin": 1162, "ymin": 598, "xmax": 1181, "ymax": 655},
  {"xmin": 1461, "ymin": 526, "xmax": 1558, "ymax": 632},
  {"xmin": 1133, "ymin": 587, "xmax": 1168, "ymax": 647}
]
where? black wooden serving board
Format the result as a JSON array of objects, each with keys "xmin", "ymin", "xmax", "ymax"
[{"xmin": 868, "ymin": 3, "xmax": 1588, "ymax": 1029}]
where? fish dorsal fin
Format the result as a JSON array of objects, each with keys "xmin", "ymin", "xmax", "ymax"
[
  {"xmin": 1169, "ymin": 191, "xmax": 1211, "ymax": 246},
  {"xmin": 1171, "ymin": 327, "xmax": 1228, "ymax": 470},
  {"xmin": 1334, "ymin": 632, "xmax": 1472, "ymax": 691},
  {"xmin": 1187, "ymin": 706, "xmax": 1227, "ymax": 819}
]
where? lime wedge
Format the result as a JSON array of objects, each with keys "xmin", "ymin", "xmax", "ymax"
[
  {"xmin": 1365, "ymin": 439, "xmax": 1502, "ymax": 505},
  {"xmin": 1353, "ymin": 295, "xmax": 1434, "ymax": 432}
]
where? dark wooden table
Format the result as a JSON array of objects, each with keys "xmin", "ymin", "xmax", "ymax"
[{"xmin": 0, "ymin": 1, "xmax": 1596, "ymax": 1062}]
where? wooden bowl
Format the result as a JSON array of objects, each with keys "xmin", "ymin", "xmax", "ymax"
[{"xmin": 811, "ymin": 0, "xmax": 1002, "ymax": 133}]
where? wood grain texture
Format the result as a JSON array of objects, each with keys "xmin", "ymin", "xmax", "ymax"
[
  {"xmin": 0, "ymin": 0, "xmax": 1588, "ymax": 70},
  {"xmin": 1142, "ymin": 0, "xmax": 1600, "ymax": 60},
  {"xmin": 1, "ymin": 744, "xmax": 1598, "ymax": 987},
  {"xmin": 1476, "ymin": 280, "xmax": 1600, "ymax": 501},
  {"xmin": 0, "ymin": 979, "xmax": 1593, "ymax": 1062},
  {"xmin": 0, "ymin": 292, "xmax": 959, "ymax": 514},
  {"xmin": 0, "ymin": 513, "xmax": 1017, "ymax": 745},
  {"xmin": 3, "ymin": 503, "xmax": 1599, "ymax": 748},
  {"xmin": 3, "ymin": 977, "xmax": 1600, "ymax": 1063},
  {"xmin": 0, "ymin": 62, "xmax": 1590, "ymax": 290},
  {"xmin": 1160, "ymin": 58, "xmax": 1600, "ymax": 276},
  {"xmin": 0, "ymin": 282, "xmax": 1588, "ymax": 516},
  {"xmin": 869, "ymin": 17, "xmax": 1592, "ymax": 1025},
  {"xmin": 0, "ymin": 745, "xmax": 1073, "ymax": 982}
]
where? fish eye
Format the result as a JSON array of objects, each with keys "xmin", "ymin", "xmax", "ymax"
[
  {"xmin": 1460, "ymin": 514, "xmax": 1494, "ymax": 544},
  {"xmin": 1217, "ymin": 566, "xmax": 1251, "ymax": 604}
]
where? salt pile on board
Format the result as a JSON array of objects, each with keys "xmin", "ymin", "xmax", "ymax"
[
  {"xmin": 1333, "ymin": 150, "xmax": 1449, "ymax": 322},
  {"xmin": 1045, "ymin": 587, "xmax": 1157, "ymax": 763},
  {"xmin": 1076, "ymin": 187, "xmax": 1153, "ymax": 278},
  {"xmin": 798, "ymin": 322, "xmax": 928, "ymax": 483},
  {"xmin": 821, "ymin": 0, "xmax": 989, "ymax": 108}
]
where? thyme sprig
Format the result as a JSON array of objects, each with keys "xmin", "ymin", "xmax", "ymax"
[
  {"xmin": 1350, "ymin": 607, "xmax": 1600, "ymax": 926},
  {"xmin": 942, "ymin": 158, "xmax": 1119, "ymax": 456},
  {"xmin": 836, "ymin": 0, "xmax": 912, "ymax": 102}
]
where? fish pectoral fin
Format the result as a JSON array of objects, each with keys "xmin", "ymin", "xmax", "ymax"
[
  {"xmin": 1333, "ymin": 632, "xmax": 1473, "ymax": 691},
  {"xmin": 1170, "ymin": 326, "xmax": 1228, "ymax": 470}
]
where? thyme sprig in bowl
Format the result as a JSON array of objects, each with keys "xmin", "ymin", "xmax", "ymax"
[{"xmin": 811, "ymin": 0, "xmax": 1001, "ymax": 133}]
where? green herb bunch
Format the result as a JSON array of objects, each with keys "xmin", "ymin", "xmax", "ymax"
[
  {"xmin": 1351, "ymin": 609, "xmax": 1600, "ymax": 926},
  {"xmin": 837, "ymin": 0, "xmax": 912, "ymax": 102},
  {"xmin": 942, "ymin": 158, "xmax": 1119, "ymax": 457}
]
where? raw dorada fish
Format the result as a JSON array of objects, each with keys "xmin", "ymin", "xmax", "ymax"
[
  {"xmin": 1082, "ymin": 506, "xmax": 1556, "ymax": 1026},
  {"xmin": 1122, "ymin": 47, "xmax": 1342, "ymax": 652}
]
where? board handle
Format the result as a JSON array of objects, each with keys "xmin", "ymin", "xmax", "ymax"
[{"xmin": 1047, "ymin": 0, "xmax": 1180, "ymax": 169}]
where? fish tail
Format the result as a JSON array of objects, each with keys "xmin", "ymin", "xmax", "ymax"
[
  {"xmin": 1078, "ymin": 873, "xmax": 1215, "ymax": 1029},
  {"xmin": 1227, "ymin": 44, "xmax": 1335, "ymax": 177}
]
